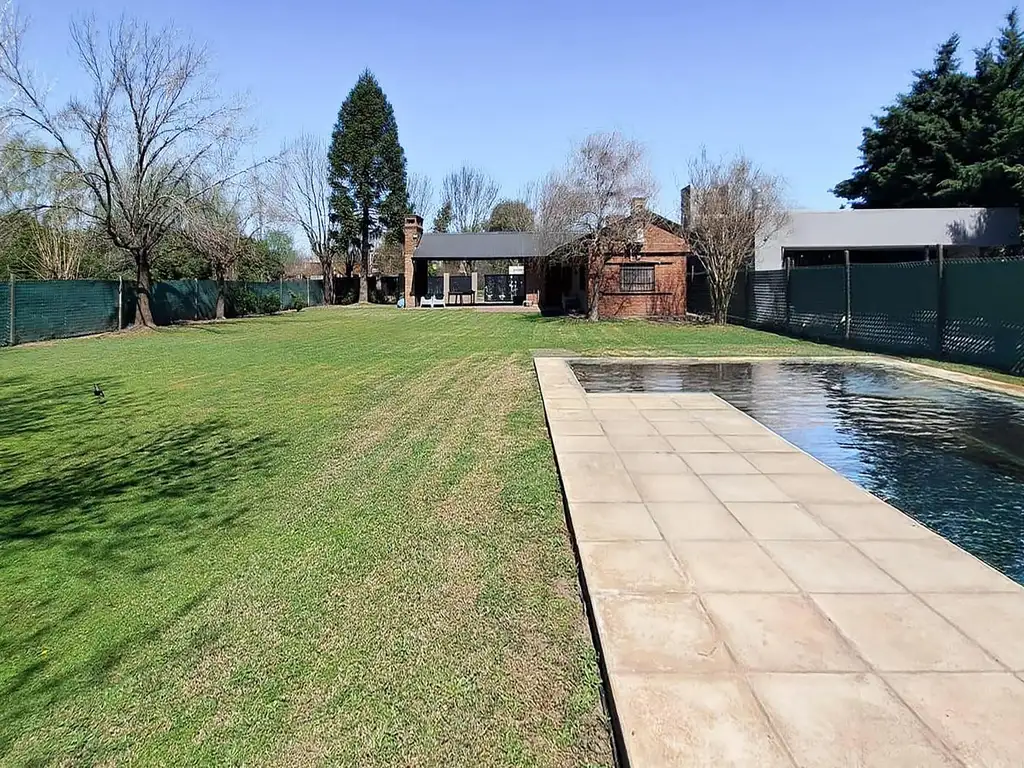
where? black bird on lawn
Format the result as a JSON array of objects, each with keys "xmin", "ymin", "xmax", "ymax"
[{"xmin": 92, "ymin": 383, "xmax": 105, "ymax": 402}]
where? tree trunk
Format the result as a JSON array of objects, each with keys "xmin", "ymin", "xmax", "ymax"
[
  {"xmin": 587, "ymin": 258, "xmax": 601, "ymax": 321},
  {"xmin": 358, "ymin": 211, "xmax": 370, "ymax": 304},
  {"xmin": 215, "ymin": 270, "xmax": 227, "ymax": 320},
  {"xmin": 322, "ymin": 257, "xmax": 335, "ymax": 304},
  {"xmin": 135, "ymin": 250, "xmax": 155, "ymax": 327}
]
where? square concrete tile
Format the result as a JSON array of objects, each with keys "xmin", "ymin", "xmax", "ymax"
[
  {"xmin": 856, "ymin": 539, "xmax": 1019, "ymax": 593},
  {"xmin": 704, "ymin": 594, "xmax": 864, "ymax": 671},
  {"xmin": 547, "ymin": 408, "xmax": 595, "ymax": 422},
  {"xmin": 586, "ymin": 396, "xmax": 637, "ymax": 410},
  {"xmin": 696, "ymin": 412, "xmax": 766, "ymax": 435},
  {"xmin": 672, "ymin": 393, "xmax": 731, "ymax": 409},
  {"xmin": 551, "ymin": 434, "xmax": 615, "ymax": 453},
  {"xmin": 592, "ymin": 594, "xmax": 732, "ymax": 673},
  {"xmin": 812, "ymin": 593, "xmax": 1000, "ymax": 672},
  {"xmin": 667, "ymin": 435, "xmax": 734, "ymax": 453},
  {"xmin": 630, "ymin": 395, "xmax": 679, "ymax": 409},
  {"xmin": 803, "ymin": 502, "xmax": 933, "ymax": 540},
  {"xmin": 669, "ymin": 540, "xmax": 798, "ymax": 593},
  {"xmin": 608, "ymin": 433, "xmax": 674, "ymax": 453},
  {"xmin": 614, "ymin": 673, "xmax": 794, "ymax": 767},
  {"xmin": 594, "ymin": 408, "xmax": 644, "ymax": 422},
  {"xmin": 762, "ymin": 541, "xmax": 904, "ymax": 593},
  {"xmin": 726, "ymin": 503, "xmax": 836, "ymax": 540},
  {"xmin": 721, "ymin": 433, "xmax": 799, "ymax": 452},
  {"xmin": 641, "ymin": 408, "xmax": 700, "ymax": 422},
  {"xmin": 569, "ymin": 502, "xmax": 663, "ymax": 542},
  {"xmin": 578, "ymin": 541, "xmax": 692, "ymax": 593},
  {"xmin": 743, "ymin": 452, "xmax": 831, "ymax": 474},
  {"xmin": 768, "ymin": 473, "xmax": 875, "ymax": 504},
  {"xmin": 921, "ymin": 593, "xmax": 1024, "ymax": 671},
  {"xmin": 680, "ymin": 453, "xmax": 760, "ymax": 475},
  {"xmin": 654, "ymin": 420, "xmax": 715, "ymax": 436},
  {"xmin": 703, "ymin": 474, "xmax": 793, "ymax": 503},
  {"xmin": 648, "ymin": 502, "xmax": 750, "ymax": 540},
  {"xmin": 884, "ymin": 672, "xmax": 1024, "ymax": 768},
  {"xmin": 547, "ymin": 419, "xmax": 604, "ymax": 436},
  {"xmin": 619, "ymin": 452, "xmax": 691, "ymax": 475},
  {"xmin": 601, "ymin": 419, "xmax": 660, "ymax": 437},
  {"xmin": 752, "ymin": 673, "xmax": 959, "ymax": 768},
  {"xmin": 545, "ymin": 397, "xmax": 589, "ymax": 411},
  {"xmin": 632, "ymin": 474, "xmax": 717, "ymax": 503},
  {"xmin": 558, "ymin": 453, "xmax": 640, "ymax": 503}
]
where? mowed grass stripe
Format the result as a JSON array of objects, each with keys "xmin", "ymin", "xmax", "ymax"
[{"xmin": 0, "ymin": 307, "xmax": 843, "ymax": 765}]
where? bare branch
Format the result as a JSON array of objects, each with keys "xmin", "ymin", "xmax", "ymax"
[
  {"xmin": 535, "ymin": 131, "xmax": 656, "ymax": 319},
  {"xmin": 0, "ymin": 10, "xmax": 254, "ymax": 324},
  {"xmin": 686, "ymin": 147, "xmax": 789, "ymax": 323},
  {"xmin": 270, "ymin": 132, "xmax": 334, "ymax": 302},
  {"xmin": 406, "ymin": 171, "xmax": 434, "ymax": 223},
  {"xmin": 440, "ymin": 165, "xmax": 499, "ymax": 232}
]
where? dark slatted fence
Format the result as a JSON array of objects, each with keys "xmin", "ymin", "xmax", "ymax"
[{"xmin": 690, "ymin": 257, "xmax": 1024, "ymax": 375}]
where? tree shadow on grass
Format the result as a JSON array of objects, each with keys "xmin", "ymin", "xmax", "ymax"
[
  {"xmin": 0, "ymin": 415, "xmax": 280, "ymax": 568},
  {"xmin": 0, "ymin": 378, "xmax": 285, "ymax": 758}
]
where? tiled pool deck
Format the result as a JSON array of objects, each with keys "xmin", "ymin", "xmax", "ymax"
[{"xmin": 535, "ymin": 356, "xmax": 1024, "ymax": 768}]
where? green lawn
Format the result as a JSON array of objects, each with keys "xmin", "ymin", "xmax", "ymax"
[{"xmin": 0, "ymin": 308, "xmax": 842, "ymax": 766}]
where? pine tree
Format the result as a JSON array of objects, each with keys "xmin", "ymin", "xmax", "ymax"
[
  {"xmin": 432, "ymin": 201, "xmax": 453, "ymax": 233},
  {"xmin": 832, "ymin": 36, "xmax": 971, "ymax": 207},
  {"xmin": 328, "ymin": 70, "xmax": 408, "ymax": 303},
  {"xmin": 834, "ymin": 12, "xmax": 1024, "ymax": 221}
]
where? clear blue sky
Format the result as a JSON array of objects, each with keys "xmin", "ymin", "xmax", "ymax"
[{"xmin": 24, "ymin": 0, "xmax": 1019, "ymax": 223}]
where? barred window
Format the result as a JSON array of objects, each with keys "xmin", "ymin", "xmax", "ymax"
[{"xmin": 620, "ymin": 264, "xmax": 655, "ymax": 293}]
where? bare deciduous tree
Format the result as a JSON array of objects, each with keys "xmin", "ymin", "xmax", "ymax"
[
  {"xmin": 686, "ymin": 148, "xmax": 789, "ymax": 323},
  {"xmin": 31, "ymin": 185, "xmax": 86, "ymax": 279},
  {"xmin": 273, "ymin": 133, "xmax": 335, "ymax": 303},
  {"xmin": 407, "ymin": 171, "xmax": 434, "ymax": 222},
  {"xmin": 180, "ymin": 174, "xmax": 256, "ymax": 319},
  {"xmin": 440, "ymin": 165, "xmax": 499, "ymax": 232},
  {"xmin": 0, "ymin": 12, "xmax": 252, "ymax": 325},
  {"xmin": 535, "ymin": 131, "xmax": 656, "ymax": 320}
]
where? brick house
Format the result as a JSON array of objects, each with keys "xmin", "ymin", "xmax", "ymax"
[{"xmin": 402, "ymin": 198, "xmax": 691, "ymax": 318}]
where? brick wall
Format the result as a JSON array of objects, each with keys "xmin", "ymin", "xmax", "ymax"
[{"xmin": 596, "ymin": 255, "xmax": 687, "ymax": 318}]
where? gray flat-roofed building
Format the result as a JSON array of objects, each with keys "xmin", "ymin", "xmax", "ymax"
[
  {"xmin": 754, "ymin": 207, "xmax": 1020, "ymax": 270},
  {"xmin": 412, "ymin": 232, "xmax": 539, "ymax": 261}
]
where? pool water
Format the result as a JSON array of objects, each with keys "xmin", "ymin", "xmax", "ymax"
[{"xmin": 571, "ymin": 360, "xmax": 1024, "ymax": 585}]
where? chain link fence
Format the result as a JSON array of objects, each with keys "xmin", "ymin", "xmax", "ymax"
[
  {"xmin": 689, "ymin": 257, "xmax": 1024, "ymax": 375},
  {"xmin": 1, "ymin": 276, "xmax": 327, "ymax": 347}
]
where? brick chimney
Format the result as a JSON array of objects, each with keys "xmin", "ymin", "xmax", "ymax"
[
  {"xmin": 680, "ymin": 186, "xmax": 692, "ymax": 231},
  {"xmin": 631, "ymin": 197, "xmax": 646, "ymax": 216},
  {"xmin": 403, "ymin": 215, "xmax": 422, "ymax": 306},
  {"xmin": 630, "ymin": 197, "xmax": 647, "ymax": 248}
]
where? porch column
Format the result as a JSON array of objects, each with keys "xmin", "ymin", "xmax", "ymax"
[{"xmin": 443, "ymin": 272, "xmax": 450, "ymax": 302}]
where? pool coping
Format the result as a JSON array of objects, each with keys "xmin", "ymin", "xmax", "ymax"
[
  {"xmin": 548, "ymin": 353, "xmax": 1024, "ymax": 400},
  {"xmin": 535, "ymin": 354, "xmax": 1024, "ymax": 768}
]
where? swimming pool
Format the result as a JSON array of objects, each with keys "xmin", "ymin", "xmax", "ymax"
[{"xmin": 570, "ymin": 360, "xmax": 1024, "ymax": 585}]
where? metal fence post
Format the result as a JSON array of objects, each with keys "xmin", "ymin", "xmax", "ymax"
[
  {"xmin": 936, "ymin": 244, "xmax": 946, "ymax": 358},
  {"xmin": 279, "ymin": 276, "xmax": 284, "ymax": 306},
  {"xmin": 784, "ymin": 260, "xmax": 792, "ymax": 333},
  {"xmin": 306, "ymin": 276, "xmax": 310, "ymax": 306},
  {"xmin": 8, "ymin": 272, "xmax": 14, "ymax": 346},
  {"xmin": 844, "ymin": 249, "xmax": 852, "ymax": 341},
  {"xmin": 117, "ymin": 276, "xmax": 123, "ymax": 330}
]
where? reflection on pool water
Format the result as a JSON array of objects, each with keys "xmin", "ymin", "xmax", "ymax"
[{"xmin": 570, "ymin": 360, "xmax": 1024, "ymax": 585}]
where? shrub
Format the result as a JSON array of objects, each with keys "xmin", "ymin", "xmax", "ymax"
[
  {"xmin": 257, "ymin": 292, "xmax": 282, "ymax": 315},
  {"xmin": 289, "ymin": 292, "xmax": 307, "ymax": 312},
  {"xmin": 225, "ymin": 286, "xmax": 260, "ymax": 318}
]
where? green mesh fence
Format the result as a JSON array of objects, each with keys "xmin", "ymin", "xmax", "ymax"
[
  {"xmin": 849, "ymin": 262, "xmax": 939, "ymax": 356},
  {"xmin": 944, "ymin": 259, "xmax": 1024, "ymax": 374},
  {"xmin": 787, "ymin": 266, "xmax": 847, "ymax": 343},
  {"xmin": 0, "ymin": 281, "xmax": 9, "ymax": 347},
  {"xmin": 8, "ymin": 280, "xmax": 121, "ymax": 345},
  {"xmin": 0, "ymin": 276, "xmax": 327, "ymax": 348}
]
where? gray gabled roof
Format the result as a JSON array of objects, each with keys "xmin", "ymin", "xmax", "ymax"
[{"xmin": 413, "ymin": 231, "xmax": 540, "ymax": 260}]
